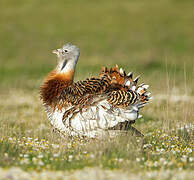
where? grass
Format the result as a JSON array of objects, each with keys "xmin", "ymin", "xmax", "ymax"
[
  {"xmin": 0, "ymin": 130, "xmax": 193, "ymax": 171},
  {"xmin": 0, "ymin": 84, "xmax": 193, "ymax": 177},
  {"xmin": 0, "ymin": 0, "xmax": 194, "ymax": 179}
]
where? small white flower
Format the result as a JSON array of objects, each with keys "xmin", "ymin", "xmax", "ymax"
[
  {"xmin": 90, "ymin": 154, "xmax": 95, "ymax": 159},
  {"xmin": 67, "ymin": 143, "xmax": 72, "ymax": 148},
  {"xmin": 52, "ymin": 144, "xmax": 60, "ymax": 149},
  {"xmin": 32, "ymin": 157, "xmax": 37, "ymax": 163},
  {"xmin": 53, "ymin": 153, "xmax": 60, "ymax": 158},
  {"xmin": 38, "ymin": 160, "xmax": 44, "ymax": 166},
  {"xmin": 160, "ymin": 148, "xmax": 165, "ymax": 153},
  {"xmin": 118, "ymin": 158, "xmax": 123, "ymax": 162},
  {"xmin": 181, "ymin": 155, "xmax": 187, "ymax": 163},
  {"xmin": 160, "ymin": 158, "xmax": 168, "ymax": 165},
  {"xmin": 156, "ymin": 148, "xmax": 160, "ymax": 152},
  {"xmin": 21, "ymin": 158, "xmax": 29, "ymax": 164},
  {"xmin": 189, "ymin": 157, "xmax": 193, "ymax": 162},
  {"xmin": 4, "ymin": 153, "xmax": 8, "ymax": 157},
  {"xmin": 187, "ymin": 148, "xmax": 192, "ymax": 153},
  {"xmin": 68, "ymin": 155, "xmax": 73, "ymax": 161},
  {"xmin": 153, "ymin": 161, "xmax": 158, "ymax": 167},
  {"xmin": 24, "ymin": 154, "xmax": 29, "ymax": 158},
  {"xmin": 143, "ymin": 144, "xmax": 148, "ymax": 148},
  {"xmin": 37, "ymin": 154, "xmax": 43, "ymax": 159}
]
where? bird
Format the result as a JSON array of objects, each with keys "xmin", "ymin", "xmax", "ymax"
[{"xmin": 40, "ymin": 43, "xmax": 151, "ymax": 138}]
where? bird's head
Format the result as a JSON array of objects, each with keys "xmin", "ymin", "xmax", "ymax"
[{"xmin": 52, "ymin": 43, "xmax": 80, "ymax": 75}]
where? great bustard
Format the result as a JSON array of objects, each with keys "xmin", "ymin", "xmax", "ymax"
[{"xmin": 40, "ymin": 43, "xmax": 151, "ymax": 138}]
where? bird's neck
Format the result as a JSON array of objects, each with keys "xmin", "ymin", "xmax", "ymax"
[{"xmin": 56, "ymin": 60, "xmax": 77, "ymax": 82}]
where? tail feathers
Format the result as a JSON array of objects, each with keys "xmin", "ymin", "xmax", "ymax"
[{"xmin": 100, "ymin": 65, "xmax": 152, "ymax": 106}]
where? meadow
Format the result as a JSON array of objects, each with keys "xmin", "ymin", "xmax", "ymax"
[{"xmin": 0, "ymin": 0, "xmax": 193, "ymax": 179}]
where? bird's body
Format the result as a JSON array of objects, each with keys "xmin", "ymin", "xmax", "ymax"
[{"xmin": 40, "ymin": 43, "xmax": 151, "ymax": 138}]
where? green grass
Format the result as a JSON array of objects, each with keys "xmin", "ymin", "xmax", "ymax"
[{"xmin": 0, "ymin": 0, "xmax": 194, "ymax": 178}]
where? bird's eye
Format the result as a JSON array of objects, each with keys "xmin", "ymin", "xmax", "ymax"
[{"xmin": 62, "ymin": 49, "xmax": 68, "ymax": 55}]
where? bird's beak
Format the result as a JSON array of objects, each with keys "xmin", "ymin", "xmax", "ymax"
[{"xmin": 52, "ymin": 49, "xmax": 59, "ymax": 54}]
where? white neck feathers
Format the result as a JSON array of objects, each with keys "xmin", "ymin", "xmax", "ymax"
[{"xmin": 56, "ymin": 60, "xmax": 77, "ymax": 74}]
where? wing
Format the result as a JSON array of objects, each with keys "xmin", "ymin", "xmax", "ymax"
[
  {"xmin": 57, "ymin": 65, "xmax": 151, "ymax": 137},
  {"xmin": 58, "ymin": 65, "xmax": 151, "ymax": 108}
]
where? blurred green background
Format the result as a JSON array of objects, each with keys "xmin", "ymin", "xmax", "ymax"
[{"xmin": 0, "ymin": 0, "xmax": 194, "ymax": 94}]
